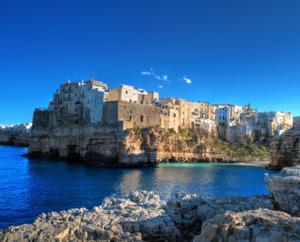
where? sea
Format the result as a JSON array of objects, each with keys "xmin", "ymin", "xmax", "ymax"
[{"xmin": 0, "ymin": 145, "xmax": 275, "ymax": 229}]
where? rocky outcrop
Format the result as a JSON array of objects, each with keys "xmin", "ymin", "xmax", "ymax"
[
  {"xmin": 125, "ymin": 128, "xmax": 270, "ymax": 164},
  {"xmin": 195, "ymin": 209, "xmax": 300, "ymax": 242},
  {"xmin": 3, "ymin": 165, "xmax": 300, "ymax": 241},
  {"xmin": 270, "ymin": 117, "xmax": 300, "ymax": 168},
  {"xmin": 0, "ymin": 124, "xmax": 31, "ymax": 147},
  {"xmin": 266, "ymin": 165, "xmax": 300, "ymax": 215},
  {"xmin": 0, "ymin": 191, "xmax": 274, "ymax": 242}
]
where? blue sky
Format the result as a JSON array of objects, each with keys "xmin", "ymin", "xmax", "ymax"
[{"xmin": 0, "ymin": 0, "xmax": 299, "ymax": 124}]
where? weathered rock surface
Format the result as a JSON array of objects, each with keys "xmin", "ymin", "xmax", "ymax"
[
  {"xmin": 194, "ymin": 209, "xmax": 300, "ymax": 242},
  {"xmin": 270, "ymin": 117, "xmax": 300, "ymax": 168},
  {"xmin": 29, "ymin": 123, "xmax": 270, "ymax": 166},
  {"xmin": 0, "ymin": 124, "xmax": 31, "ymax": 147},
  {"xmin": 0, "ymin": 191, "xmax": 175, "ymax": 242},
  {"xmin": 266, "ymin": 165, "xmax": 300, "ymax": 215},
  {"xmin": 0, "ymin": 191, "xmax": 274, "ymax": 242}
]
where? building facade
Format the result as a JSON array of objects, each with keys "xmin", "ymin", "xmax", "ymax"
[
  {"xmin": 105, "ymin": 84, "xmax": 159, "ymax": 105},
  {"xmin": 160, "ymin": 98, "xmax": 217, "ymax": 131},
  {"xmin": 33, "ymin": 79, "xmax": 294, "ymax": 142},
  {"xmin": 48, "ymin": 80, "xmax": 108, "ymax": 125}
]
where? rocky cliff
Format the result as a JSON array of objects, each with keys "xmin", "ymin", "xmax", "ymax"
[
  {"xmin": 29, "ymin": 124, "xmax": 270, "ymax": 166},
  {"xmin": 0, "ymin": 124, "xmax": 31, "ymax": 147},
  {"xmin": 270, "ymin": 117, "xmax": 300, "ymax": 169},
  {"xmin": 124, "ymin": 128, "xmax": 269, "ymax": 163},
  {"xmin": 1, "ymin": 165, "xmax": 300, "ymax": 241}
]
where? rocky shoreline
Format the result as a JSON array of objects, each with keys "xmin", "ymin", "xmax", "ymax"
[
  {"xmin": 0, "ymin": 124, "xmax": 31, "ymax": 147},
  {"xmin": 1, "ymin": 165, "xmax": 300, "ymax": 241}
]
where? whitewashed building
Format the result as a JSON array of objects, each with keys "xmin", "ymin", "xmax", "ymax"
[
  {"xmin": 48, "ymin": 80, "xmax": 108, "ymax": 124},
  {"xmin": 216, "ymin": 104, "xmax": 243, "ymax": 127},
  {"xmin": 106, "ymin": 84, "xmax": 159, "ymax": 105}
]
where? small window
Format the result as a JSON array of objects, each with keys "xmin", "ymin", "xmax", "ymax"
[
  {"xmin": 140, "ymin": 115, "xmax": 144, "ymax": 122},
  {"xmin": 125, "ymin": 90, "xmax": 128, "ymax": 94},
  {"xmin": 173, "ymin": 113, "xmax": 176, "ymax": 118}
]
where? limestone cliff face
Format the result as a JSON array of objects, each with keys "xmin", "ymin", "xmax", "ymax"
[
  {"xmin": 124, "ymin": 128, "xmax": 269, "ymax": 163},
  {"xmin": 270, "ymin": 117, "xmax": 300, "ymax": 168},
  {"xmin": 29, "ymin": 124, "xmax": 158, "ymax": 166},
  {"xmin": 29, "ymin": 125, "xmax": 269, "ymax": 166}
]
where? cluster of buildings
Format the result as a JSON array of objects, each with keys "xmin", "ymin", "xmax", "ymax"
[
  {"xmin": 216, "ymin": 104, "xmax": 293, "ymax": 143},
  {"xmin": 34, "ymin": 79, "xmax": 293, "ymax": 144}
]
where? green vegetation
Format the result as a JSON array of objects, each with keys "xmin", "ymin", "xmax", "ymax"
[{"xmin": 215, "ymin": 141, "xmax": 270, "ymax": 159}]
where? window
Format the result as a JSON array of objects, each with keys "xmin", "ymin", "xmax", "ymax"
[
  {"xmin": 173, "ymin": 113, "xmax": 176, "ymax": 118},
  {"xmin": 140, "ymin": 115, "xmax": 144, "ymax": 122}
]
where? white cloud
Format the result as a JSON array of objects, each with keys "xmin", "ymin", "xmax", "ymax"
[
  {"xmin": 182, "ymin": 76, "xmax": 192, "ymax": 84},
  {"xmin": 162, "ymin": 75, "xmax": 168, "ymax": 81},
  {"xmin": 154, "ymin": 74, "xmax": 170, "ymax": 83},
  {"xmin": 141, "ymin": 68, "xmax": 170, "ymax": 83},
  {"xmin": 158, "ymin": 85, "xmax": 163, "ymax": 89},
  {"xmin": 141, "ymin": 68, "xmax": 154, "ymax": 75},
  {"xmin": 141, "ymin": 71, "xmax": 153, "ymax": 75}
]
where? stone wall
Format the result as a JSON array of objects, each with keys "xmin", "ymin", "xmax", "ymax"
[
  {"xmin": 294, "ymin": 116, "xmax": 300, "ymax": 129},
  {"xmin": 103, "ymin": 101, "xmax": 161, "ymax": 129}
]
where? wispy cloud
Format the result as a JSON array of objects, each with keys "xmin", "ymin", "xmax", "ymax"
[
  {"xmin": 155, "ymin": 74, "xmax": 169, "ymax": 82},
  {"xmin": 141, "ymin": 68, "xmax": 154, "ymax": 76},
  {"xmin": 141, "ymin": 68, "xmax": 170, "ymax": 83},
  {"xmin": 141, "ymin": 69, "xmax": 192, "ymax": 85},
  {"xmin": 181, "ymin": 75, "xmax": 192, "ymax": 84}
]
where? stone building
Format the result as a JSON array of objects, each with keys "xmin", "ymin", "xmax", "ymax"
[
  {"xmin": 217, "ymin": 104, "xmax": 294, "ymax": 144},
  {"xmin": 160, "ymin": 98, "xmax": 217, "ymax": 131},
  {"xmin": 294, "ymin": 116, "xmax": 300, "ymax": 129},
  {"xmin": 103, "ymin": 101, "xmax": 161, "ymax": 129},
  {"xmin": 105, "ymin": 84, "xmax": 159, "ymax": 105},
  {"xmin": 35, "ymin": 80, "xmax": 162, "ymax": 131},
  {"xmin": 160, "ymin": 102, "xmax": 180, "ymax": 132},
  {"xmin": 48, "ymin": 80, "xmax": 108, "ymax": 125},
  {"xmin": 216, "ymin": 104, "xmax": 243, "ymax": 127}
]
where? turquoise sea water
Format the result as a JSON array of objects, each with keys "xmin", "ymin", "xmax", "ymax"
[{"xmin": 0, "ymin": 145, "xmax": 275, "ymax": 229}]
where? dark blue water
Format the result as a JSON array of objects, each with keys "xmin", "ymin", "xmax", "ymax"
[{"xmin": 0, "ymin": 145, "xmax": 275, "ymax": 229}]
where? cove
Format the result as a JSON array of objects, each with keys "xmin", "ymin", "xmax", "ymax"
[{"xmin": 0, "ymin": 145, "xmax": 275, "ymax": 229}]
